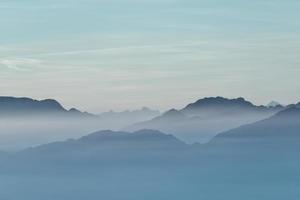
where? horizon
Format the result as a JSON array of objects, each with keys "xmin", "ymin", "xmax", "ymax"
[
  {"xmin": 1, "ymin": 0, "xmax": 300, "ymax": 112},
  {"xmin": 0, "ymin": 95, "xmax": 293, "ymax": 113}
]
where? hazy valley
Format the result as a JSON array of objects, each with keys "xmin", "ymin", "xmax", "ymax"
[{"xmin": 0, "ymin": 96, "xmax": 300, "ymax": 199}]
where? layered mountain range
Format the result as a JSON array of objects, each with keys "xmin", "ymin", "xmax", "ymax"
[
  {"xmin": 0, "ymin": 96, "xmax": 93, "ymax": 118},
  {"xmin": 126, "ymin": 97, "xmax": 286, "ymax": 143},
  {"xmin": 208, "ymin": 106, "xmax": 300, "ymax": 154},
  {"xmin": 0, "ymin": 96, "xmax": 298, "ymax": 151},
  {"xmin": 0, "ymin": 105, "xmax": 298, "ymax": 168},
  {"xmin": 1, "ymin": 102, "xmax": 300, "ymax": 200},
  {"xmin": 0, "ymin": 97, "xmax": 160, "ymax": 150}
]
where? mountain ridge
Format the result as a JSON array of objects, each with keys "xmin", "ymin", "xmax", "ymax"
[
  {"xmin": 0, "ymin": 96, "xmax": 95, "ymax": 118},
  {"xmin": 208, "ymin": 106, "xmax": 300, "ymax": 150},
  {"xmin": 125, "ymin": 97, "xmax": 286, "ymax": 143},
  {"xmin": 16, "ymin": 129, "xmax": 188, "ymax": 164},
  {"xmin": 181, "ymin": 96, "xmax": 283, "ymax": 117}
]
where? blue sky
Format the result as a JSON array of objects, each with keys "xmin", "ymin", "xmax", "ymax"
[{"xmin": 1, "ymin": 0, "xmax": 300, "ymax": 112}]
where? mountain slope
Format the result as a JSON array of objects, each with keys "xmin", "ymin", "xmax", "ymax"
[
  {"xmin": 0, "ymin": 97, "xmax": 163, "ymax": 151},
  {"xmin": 182, "ymin": 97, "xmax": 255, "ymax": 117},
  {"xmin": 0, "ymin": 96, "xmax": 93, "ymax": 118},
  {"xmin": 214, "ymin": 106, "xmax": 300, "ymax": 140},
  {"xmin": 182, "ymin": 97, "xmax": 282, "ymax": 117},
  {"xmin": 18, "ymin": 129, "xmax": 188, "ymax": 164},
  {"xmin": 0, "ymin": 97, "xmax": 65, "ymax": 114},
  {"xmin": 207, "ymin": 106, "xmax": 300, "ymax": 156},
  {"xmin": 125, "ymin": 97, "xmax": 284, "ymax": 143}
]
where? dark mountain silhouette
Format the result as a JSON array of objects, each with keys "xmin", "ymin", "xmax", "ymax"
[
  {"xmin": 78, "ymin": 129, "xmax": 181, "ymax": 144},
  {"xmin": 206, "ymin": 106, "xmax": 300, "ymax": 157},
  {"xmin": 0, "ymin": 96, "xmax": 94, "ymax": 117},
  {"xmin": 0, "ymin": 97, "xmax": 163, "ymax": 150},
  {"xmin": 0, "ymin": 97, "xmax": 64, "ymax": 113},
  {"xmin": 181, "ymin": 97, "xmax": 281, "ymax": 117},
  {"xmin": 1, "ymin": 102, "xmax": 300, "ymax": 200},
  {"xmin": 213, "ymin": 106, "xmax": 300, "ymax": 142},
  {"xmin": 17, "ymin": 129, "xmax": 188, "ymax": 165},
  {"xmin": 273, "ymin": 106, "xmax": 300, "ymax": 119},
  {"xmin": 0, "ymin": 97, "xmax": 103, "ymax": 151},
  {"xmin": 125, "ymin": 97, "xmax": 284, "ymax": 143}
]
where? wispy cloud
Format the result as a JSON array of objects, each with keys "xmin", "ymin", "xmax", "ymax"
[
  {"xmin": 0, "ymin": 58, "xmax": 43, "ymax": 71},
  {"xmin": 22, "ymin": 43, "xmax": 198, "ymax": 58}
]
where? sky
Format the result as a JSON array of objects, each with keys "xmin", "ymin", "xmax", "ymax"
[{"xmin": 0, "ymin": 0, "xmax": 300, "ymax": 112}]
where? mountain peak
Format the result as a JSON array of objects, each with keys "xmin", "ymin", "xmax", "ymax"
[
  {"xmin": 80, "ymin": 129, "xmax": 179, "ymax": 143},
  {"xmin": 0, "ymin": 96, "xmax": 66, "ymax": 114},
  {"xmin": 32, "ymin": 129, "xmax": 187, "ymax": 152},
  {"xmin": 0, "ymin": 96, "xmax": 97, "ymax": 119},
  {"xmin": 267, "ymin": 101, "xmax": 282, "ymax": 108},
  {"xmin": 181, "ymin": 97, "xmax": 258, "ymax": 117},
  {"xmin": 183, "ymin": 97, "xmax": 254, "ymax": 109},
  {"xmin": 38, "ymin": 99, "xmax": 65, "ymax": 111}
]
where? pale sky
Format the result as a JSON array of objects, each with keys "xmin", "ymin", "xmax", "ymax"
[{"xmin": 1, "ymin": 0, "xmax": 300, "ymax": 112}]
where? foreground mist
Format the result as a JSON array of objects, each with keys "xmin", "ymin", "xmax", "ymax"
[{"xmin": 1, "ymin": 119, "xmax": 300, "ymax": 200}]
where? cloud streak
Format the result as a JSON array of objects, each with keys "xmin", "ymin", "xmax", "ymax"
[
  {"xmin": 0, "ymin": 58, "xmax": 43, "ymax": 71},
  {"xmin": 21, "ymin": 42, "xmax": 207, "ymax": 58}
]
